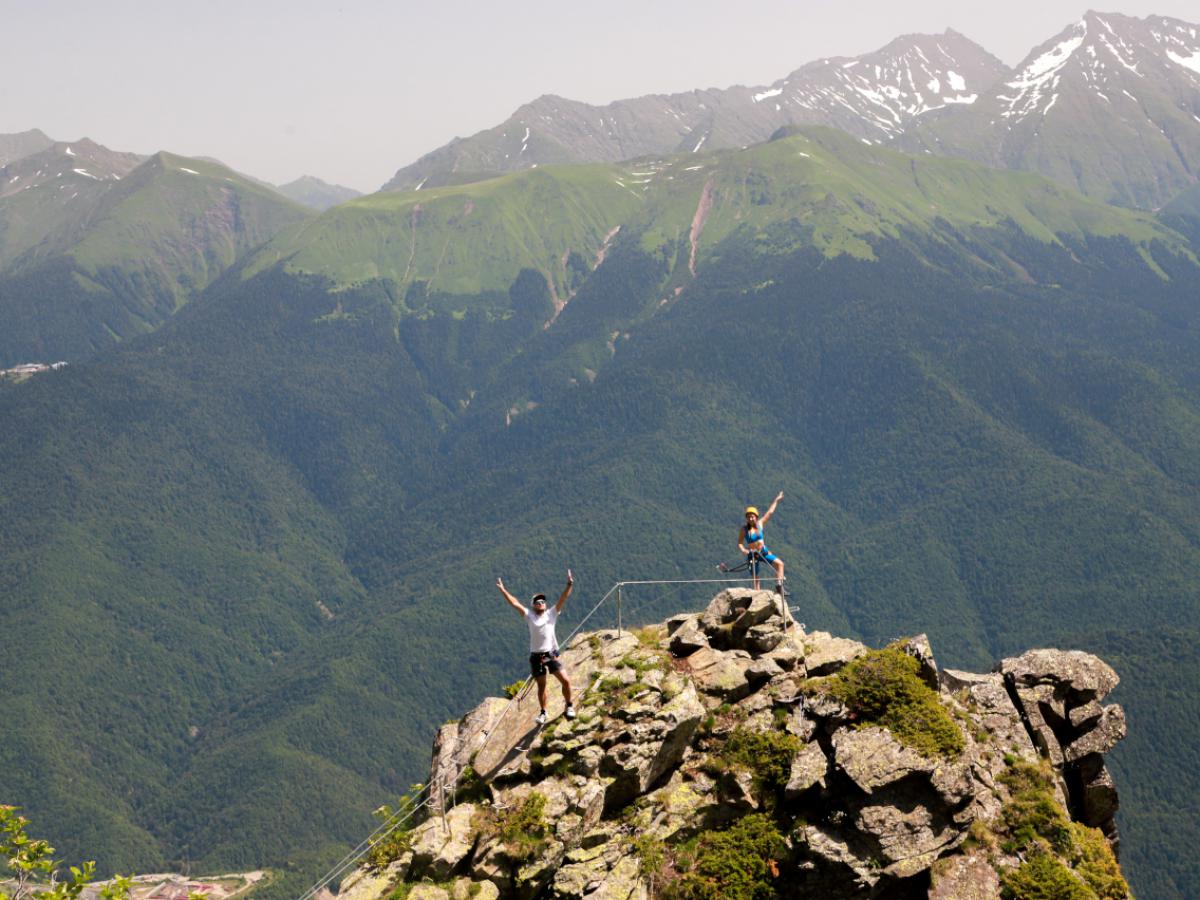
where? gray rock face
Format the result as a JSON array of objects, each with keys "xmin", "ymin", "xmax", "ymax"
[
  {"xmin": 342, "ymin": 593, "xmax": 1129, "ymax": 900},
  {"xmin": 928, "ymin": 852, "xmax": 1002, "ymax": 899},
  {"xmin": 408, "ymin": 803, "xmax": 479, "ymax": 880},
  {"xmin": 1064, "ymin": 705, "xmax": 1127, "ymax": 763},
  {"xmin": 600, "ymin": 680, "xmax": 704, "ymax": 809},
  {"xmin": 899, "ymin": 633, "xmax": 939, "ymax": 690},
  {"xmin": 998, "ymin": 648, "xmax": 1128, "ymax": 844},
  {"xmin": 785, "ymin": 741, "xmax": 828, "ymax": 797},
  {"xmin": 429, "ymin": 697, "xmax": 508, "ymax": 808},
  {"xmin": 1000, "ymin": 649, "xmax": 1120, "ymax": 702},
  {"xmin": 833, "ymin": 726, "xmax": 934, "ymax": 793},
  {"xmin": 684, "ymin": 646, "xmax": 753, "ymax": 701},
  {"xmin": 804, "ymin": 631, "xmax": 868, "ymax": 676}
]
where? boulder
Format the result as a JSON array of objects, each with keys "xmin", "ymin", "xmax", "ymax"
[
  {"xmin": 1075, "ymin": 754, "xmax": 1120, "ymax": 828},
  {"xmin": 731, "ymin": 593, "xmax": 780, "ymax": 637},
  {"xmin": 804, "ymin": 691, "xmax": 852, "ymax": 722},
  {"xmin": 782, "ymin": 705, "xmax": 817, "ymax": 742},
  {"xmin": 668, "ymin": 620, "xmax": 709, "ymax": 656},
  {"xmin": 408, "ymin": 803, "xmax": 479, "ymax": 880},
  {"xmin": 1068, "ymin": 701, "xmax": 1104, "ymax": 730},
  {"xmin": 832, "ymin": 727, "xmax": 932, "ymax": 793},
  {"xmin": 700, "ymin": 589, "xmax": 756, "ymax": 632},
  {"xmin": 716, "ymin": 767, "xmax": 759, "ymax": 810},
  {"xmin": 665, "ymin": 613, "xmax": 698, "ymax": 636},
  {"xmin": 799, "ymin": 824, "xmax": 879, "ymax": 889},
  {"xmin": 550, "ymin": 854, "xmax": 607, "ymax": 898},
  {"xmin": 928, "ymin": 852, "xmax": 1002, "ymax": 899},
  {"xmin": 685, "ymin": 647, "xmax": 753, "ymax": 701},
  {"xmin": 804, "ymin": 632, "xmax": 867, "ymax": 676},
  {"xmin": 855, "ymin": 801, "xmax": 956, "ymax": 865},
  {"xmin": 407, "ymin": 887, "xmax": 450, "ymax": 900},
  {"xmin": 1064, "ymin": 705, "xmax": 1127, "ymax": 763},
  {"xmin": 550, "ymin": 849, "xmax": 646, "ymax": 900},
  {"xmin": 745, "ymin": 657, "xmax": 783, "ymax": 685},
  {"xmin": 763, "ymin": 633, "xmax": 802, "ymax": 667},
  {"xmin": 784, "ymin": 741, "xmax": 829, "ymax": 798},
  {"xmin": 745, "ymin": 623, "xmax": 786, "ymax": 654},
  {"xmin": 898, "ymin": 634, "xmax": 939, "ymax": 690},
  {"xmin": 999, "ymin": 650, "xmax": 1119, "ymax": 703}
]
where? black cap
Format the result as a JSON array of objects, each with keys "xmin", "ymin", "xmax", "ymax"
[{"xmin": 531, "ymin": 593, "xmax": 547, "ymax": 604}]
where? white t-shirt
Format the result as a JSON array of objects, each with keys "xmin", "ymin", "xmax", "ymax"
[{"xmin": 525, "ymin": 607, "xmax": 560, "ymax": 653}]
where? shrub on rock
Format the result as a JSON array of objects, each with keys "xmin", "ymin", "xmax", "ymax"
[{"xmin": 823, "ymin": 645, "xmax": 964, "ymax": 758}]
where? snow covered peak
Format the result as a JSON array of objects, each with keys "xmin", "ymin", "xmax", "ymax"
[
  {"xmin": 764, "ymin": 30, "xmax": 1009, "ymax": 139},
  {"xmin": 1146, "ymin": 15, "xmax": 1200, "ymax": 78},
  {"xmin": 997, "ymin": 12, "xmax": 1200, "ymax": 122}
]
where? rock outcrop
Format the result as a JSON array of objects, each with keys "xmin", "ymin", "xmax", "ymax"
[
  {"xmin": 337, "ymin": 588, "xmax": 1130, "ymax": 899},
  {"xmin": 997, "ymin": 648, "xmax": 1128, "ymax": 849}
]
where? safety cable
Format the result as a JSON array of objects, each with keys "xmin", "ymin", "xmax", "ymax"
[{"xmin": 294, "ymin": 573, "xmax": 774, "ymax": 900}]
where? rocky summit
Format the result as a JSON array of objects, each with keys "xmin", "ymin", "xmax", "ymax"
[{"xmin": 335, "ymin": 589, "xmax": 1130, "ymax": 899}]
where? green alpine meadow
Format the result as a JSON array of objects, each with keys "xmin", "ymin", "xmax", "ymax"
[
  {"xmin": 2, "ymin": 119, "xmax": 1200, "ymax": 898},
  {"xmin": 0, "ymin": 148, "xmax": 310, "ymax": 367}
]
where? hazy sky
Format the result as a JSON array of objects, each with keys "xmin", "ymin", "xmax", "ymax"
[{"xmin": 2, "ymin": 0, "xmax": 1197, "ymax": 192}]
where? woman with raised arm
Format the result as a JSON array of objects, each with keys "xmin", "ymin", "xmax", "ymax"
[{"xmin": 737, "ymin": 492, "xmax": 786, "ymax": 591}]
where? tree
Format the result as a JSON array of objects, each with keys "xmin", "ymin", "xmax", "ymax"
[{"xmin": 0, "ymin": 807, "xmax": 131, "ymax": 900}]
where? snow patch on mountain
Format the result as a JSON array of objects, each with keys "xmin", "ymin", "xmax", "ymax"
[
  {"xmin": 998, "ymin": 25, "xmax": 1085, "ymax": 120},
  {"xmin": 1167, "ymin": 49, "xmax": 1200, "ymax": 74}
]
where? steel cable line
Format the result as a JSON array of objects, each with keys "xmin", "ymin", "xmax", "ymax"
[{"xmin": 294, "ymin": 573, "xmax": 768, "ymax": 900}]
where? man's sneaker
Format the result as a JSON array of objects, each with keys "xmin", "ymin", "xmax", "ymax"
[
  {"xmin": 535, "ymin": 709, "xmax": 548, "ymax": 725},
  {"xmin": 565, "ymin": 705, "xmax": 577, "ymax": 720}
]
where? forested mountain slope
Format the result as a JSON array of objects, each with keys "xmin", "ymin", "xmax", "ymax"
[{"xmin": 2, "ymin": 132, "xmax": 1199, "ymax": 899}]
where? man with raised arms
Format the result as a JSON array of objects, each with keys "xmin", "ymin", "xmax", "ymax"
[{"xmin": 496, "ymin": 569, "xmax": 576, "ymax": 725}]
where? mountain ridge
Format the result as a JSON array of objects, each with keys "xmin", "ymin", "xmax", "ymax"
[
  {"xmin": 901, "ymin": 11, "xmax": 1200, "ymax": 208},
  {"xmin": 275, "ymin": 175, "xmax": 362, "ymax": 211},
  {"xmin": 380, "ymin": 30, "xmax": 1008, "ymax": 192},
  {"xmin": 381, "ymin": 12, "xmax": 1200, "ymax": 210},
  {"xmin": 0, "ymin": 128, "xmax": 55, "ymax": 166}
]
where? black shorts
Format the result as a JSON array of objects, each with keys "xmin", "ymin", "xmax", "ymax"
[{"xmin": 529, "ymin": 650, "xmax": 562, "ymax": 677}]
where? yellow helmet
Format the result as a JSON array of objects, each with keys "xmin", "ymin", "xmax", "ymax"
[{"xmin": 745, "ymin": 506, "xmax": 759, "ymax": 516}]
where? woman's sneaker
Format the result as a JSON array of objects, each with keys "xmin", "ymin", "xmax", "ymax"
[
  {"xmin": 565, "ymin": 705, "xmax": 577, "ymax": 720},
  {"xmin": 535, "ymin": 709, "xmax": 548, "ymax": 725}
]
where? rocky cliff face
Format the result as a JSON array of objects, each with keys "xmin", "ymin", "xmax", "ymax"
[{"xmin": 337, "ymin": 589, "xmax": 1129, "ymax": 899}]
